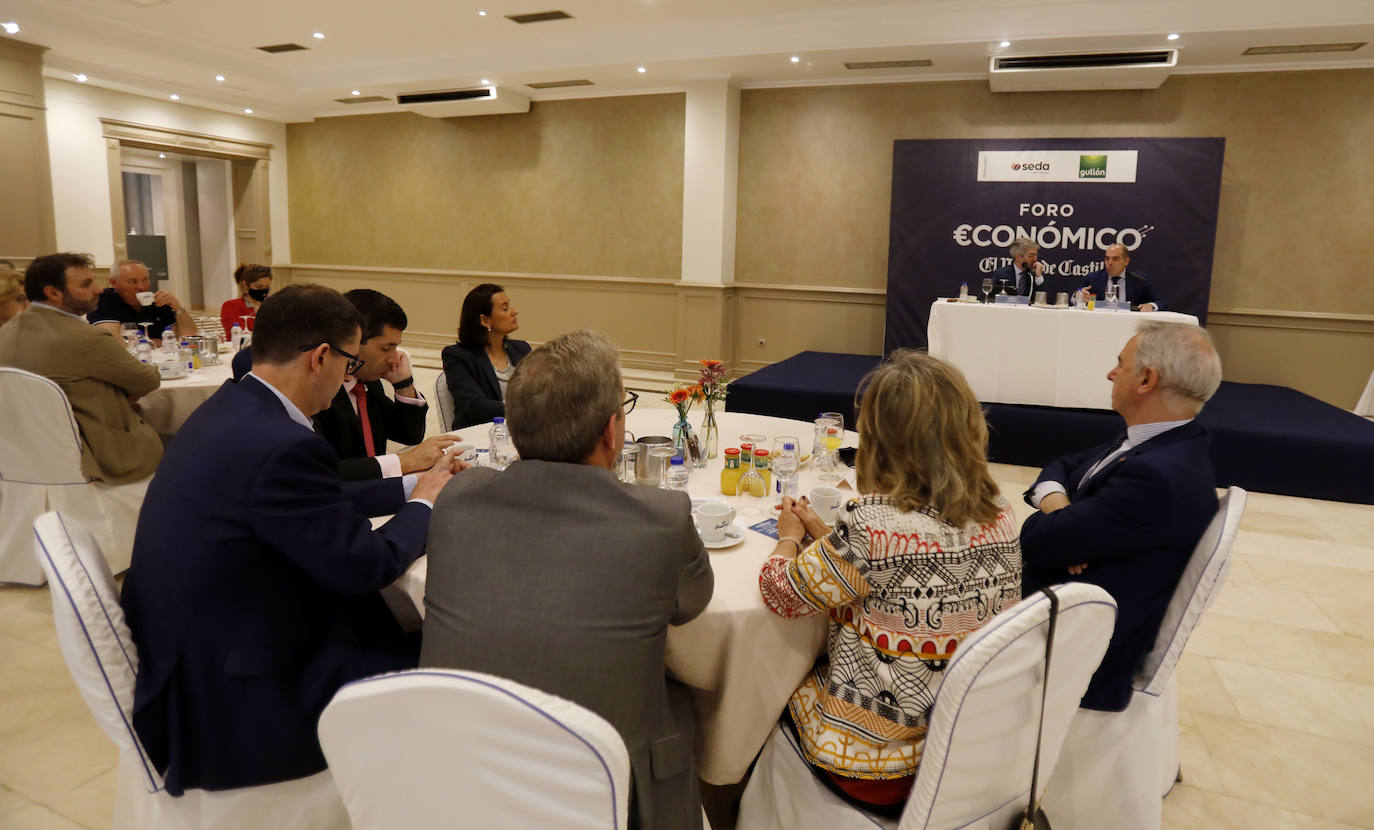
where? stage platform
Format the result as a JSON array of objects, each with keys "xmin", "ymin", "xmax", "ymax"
[{"xmin": 726, "ymin": 351, "xmax": 1374, "ymax": 505}]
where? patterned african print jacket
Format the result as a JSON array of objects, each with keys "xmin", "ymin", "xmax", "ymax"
[{"xmin": 760, "ymin": 494, "xmax": 1022, "ymax": 778}]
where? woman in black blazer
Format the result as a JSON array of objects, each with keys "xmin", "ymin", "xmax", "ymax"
[{"xmin": 441, "ymin": 283, "xmax": 531, "ymax": 429}]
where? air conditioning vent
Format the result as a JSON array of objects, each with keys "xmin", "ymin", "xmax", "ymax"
[
  {"xmin": 397, "ymin": 88, "xmax": 495, "ymax": 105},
  {"xmin": 526, "ymin": 79, "xmax": 594, "ymax": 89},
  {"xmin": 994, "ymin": 51, "xmax": 1173, "ymax": 71},
  {"xmin": 506, "ymin": 10, "xmax": 572, "ymax": 23},
  {"xmin": 257, "ymin": 43, "xmax": 309, "ymax": 54},
  {"xmin": 844, "ymin": 59, "xmax": 932, "ymax": 70},
  {"xmin": 1243, "ymin": 42, "xmax": 1365, "ymax": 55},
  {"xmin": 990, "ymin": 49, "xmax": 1177, "ymax": 92},
  {"xmin": 335, "ymin": 96, "xmax": 388, "ymax": 104}
]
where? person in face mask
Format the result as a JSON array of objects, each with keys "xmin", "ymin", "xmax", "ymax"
[{"xmin": 220, "ymin": 263, "xmax": 272, "ymax": 339}]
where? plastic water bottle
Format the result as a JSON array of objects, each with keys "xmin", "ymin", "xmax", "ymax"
[
  {"xmin": 959, "ymin": 281, "xmax": 969, "ymax": 300},
  {"xmin": 489, "ymin": 417, "xmax": 514, "ymax": 470},
  {"xmin": 230, "ymin": 324, "xmax": 243, "ymax": 350},
  {"xmin": 664, "ymin": 456, "xmax": 690, "ymax": 491},
  {"xmin": 135, "ymin": 338, "xmax": 152, "ymax": 364},
  {"xmin": 161, "ymin": 330, "xmax": 177, "ymax": 356},
  {"xmin": 772, "ymin": 440, "xmax": 800, "ymax": 502}
]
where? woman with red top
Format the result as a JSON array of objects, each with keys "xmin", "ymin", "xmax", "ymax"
[
  {"xmin": 220, "ymin": 264, "xmax": 272, "ymax": 339},
  {"xmin": 759, "ymin": 350, "xmax": 1022, "ymax": 817}
]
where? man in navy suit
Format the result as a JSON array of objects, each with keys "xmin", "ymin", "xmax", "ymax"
[
  {"xmin": 988, "ymin": 236, "xmax": 1044, "ymax": 298},
  {"xmin": 1020, "ymin": 321, "xmax": 1222, "ymax": 711},
  {"xmin": 1081, "ymin": 243, "xmax": 1164, "ymax": 311},
  {"xmin": 121, "ymin": 284, "xmax": 464, "ymax": 796}
]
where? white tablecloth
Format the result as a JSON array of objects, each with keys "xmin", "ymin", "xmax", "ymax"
[
  {"xmin": 137, "ymin": 362, "xmax": 234, "ymax": 435},
  {"xmin": 927, "ymin": 301, "xmax": 1199, "ymax": 410},
  {"xmin": 389, "ymin": 409, "xmax": 848, "ymax": 784}
]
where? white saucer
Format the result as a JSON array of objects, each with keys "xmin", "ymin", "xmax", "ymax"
[{"xmin": 701, "ymin": 523, "xmax": 745, "ymax": 550}]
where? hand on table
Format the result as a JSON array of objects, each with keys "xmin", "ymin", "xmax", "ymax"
[
  {"xmin": 783, "ymin": 496, "xmax": 831, "ymax": 541},
  {"xmin": 1138, "ymin": 302, "xmax": 1159, "ymax": 312},
  {"xmin": 397, "ymin": 434, "xmax": 460, "ymax": 474}
]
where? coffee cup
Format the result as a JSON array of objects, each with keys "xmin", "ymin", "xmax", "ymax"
[
  {"xmin": 696, "ymin": 502, "xmax": 736, "ymax": 543},
  {"xmin": 136, "ymin": 291, "xmax": 155, "ymax": 307},
  {"xmin": 809, "ymin": 485, "xmax": 845, "ymax": 523},
  {"xmin": 446, "ymin": 442, "xmax": 478, "ymax": 465}
]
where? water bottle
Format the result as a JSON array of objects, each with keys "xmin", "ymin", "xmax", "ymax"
[
  {"xmin": 230, "ymin": 324, "xmax": 243, "ymax": 350},
  {"xmin": 959, "ymin": 281, "xmax": 969, "ymax": 300},
  {"xmin": 161, "ymin": 330, "xmax": 177, "ymax": 356},
  {"xmin": 489, "ymin": 417, "xmax": 513, "ymax": 471},
  {"xmin": 135, "ymin": 338, "xmax": 152, "ymax": 364},
  {"xmin": 664, "ymin": 456, "xmax": 690, "ymax": 491},
  {"xmin": 772, "ymin": 440, "xmax": 800, "ymax": 502},
  {"xmin": 178, "ymin": 341, "xmax": 195, "ymax": 371}
]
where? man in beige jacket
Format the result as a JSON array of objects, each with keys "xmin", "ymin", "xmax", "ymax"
[{"xmin": 0, "ymin": 253, "xmax": 163, "ymax": 484}]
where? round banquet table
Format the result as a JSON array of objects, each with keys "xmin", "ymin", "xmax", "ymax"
[
  {"xmin": 389, "ymin": 408, "xmax": 855, "ymax": 785},
  {"xmin": 136, "ymin": 361, "xmax": 235, "ymax": 436}
]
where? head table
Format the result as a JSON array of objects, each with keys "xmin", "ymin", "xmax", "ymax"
[{"xmin": 385, "ymin": 408, "xmax": 853, "ymax": 785}]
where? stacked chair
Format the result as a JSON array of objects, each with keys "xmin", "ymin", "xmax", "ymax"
[
  {"xmin": 1041, "ymin": 487, "xmax": 1248, "ymax": 829},
  {"xmin": 736, "ymin": 583, "xmax": 1118, "ymax": 830},
  {"xmin": 1, "ymin": 368, "xmax": 146, "ymax": 584},
  {"xmin": 32, "ymin": 511, "xmax": 349, "ymax": 829}
]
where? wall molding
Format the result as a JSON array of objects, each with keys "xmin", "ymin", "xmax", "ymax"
[
  {"xmin": 1207, "ymin": 307, "xmax": 1374, "ymax": 335},
  {"xmin": 99, "ymin": 118, "xmax": 273, "ymax": 161}
]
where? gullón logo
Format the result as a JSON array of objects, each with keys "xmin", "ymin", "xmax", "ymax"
[
  {"xmin": 1012, "ymin": 162, "xmax": 1051, "ymax": 172},
  {"xmin": 1079, "ymin": 155, "xmax": 1108, "ymax": 178}
]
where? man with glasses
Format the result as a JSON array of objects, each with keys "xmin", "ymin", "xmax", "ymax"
[
  {"xmin": 422, "ymin": 329, "xmax": 713, "ymax": 830},
  {"xmin": 315, "ymin": 289, "xmax": 459, "ymax": 481},
  {"xmin": 121, "ymin": 284, "xmax": 465, "ymax": 798}
]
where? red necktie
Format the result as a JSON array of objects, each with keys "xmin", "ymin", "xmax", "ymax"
[{"xmin": 350, "ymin": 383, "xmax": 376, "ymax": 457}]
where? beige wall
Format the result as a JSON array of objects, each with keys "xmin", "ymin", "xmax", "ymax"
[
  {"xmin": 0, "ymin": 39, "xmax": 56, "ymax": 261},
  {"xmin": 287, "ymin": 95, "xmax": 685, "ymax": 278}
]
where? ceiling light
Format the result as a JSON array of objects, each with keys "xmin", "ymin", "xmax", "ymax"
[
  {"xmin": 351, "ymin": 89, "xmax": 361, "ymax": 95},
  {"xmin": 480, "ymin": 78, "xmax": 490, "ymax": 85},
  {"xmin": 1, "ymin": 22, "xmax": 19, "ymax": 35},
  {"xmin": 1000, "ymin": 41, "xmax": 1011, "ymax": 48},
  {"xmin": 1167, "ymin": 33, "xmax": 1180, "ymax": 41},
  {"xmin": 790, "ymin": 55, "xmax": 800, "ymax": 63},
  {"xmin": 169, "ymin": 93, "xmax": 180, "ymax": 101},
  {"xmin": 158, "ymin": 153, "xmax": 166, "ymax": 159},
  {"xmin": 636, "ymin": 66, "xmax": 646, "ymax": 73},
  {"xmin": 478, "ymin": 9, "xmax": 487, "ymax": 15},
  {"xmin": 74, "ymin": 73, "xmax": 88, "ymax": 82},
  {"xmin": 215, "ymin": 74, "xmax": 226, "ymax": 82},
  {"xmin": 243, "ymin": 108, "xmax": 253, "ymax": 114},
  {"xmin": 312, "ymin": 32, "xmax": 325, "ymax": 39}
]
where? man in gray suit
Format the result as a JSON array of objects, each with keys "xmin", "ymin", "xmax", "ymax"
[{"xmin": 422, "ymin": 329, "xmax": 714, "ymax": 830}]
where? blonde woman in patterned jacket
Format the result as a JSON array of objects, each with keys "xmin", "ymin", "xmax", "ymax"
[{"xmin": 759, "ymin": 350, "xmax": 1022, "ymax": 816}]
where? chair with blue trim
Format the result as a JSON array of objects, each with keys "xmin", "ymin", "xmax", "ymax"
[
  {"xmin": 736, "ymin": 582, "xmax": 1118, "ymax": 830},
  {"xmin": 318, "ymin": 668, "xmax": 633, "ymax": 830},
  {"xmin": 1041, "ymin": 487, "xmax": 1248, "ymax": 830},
  {"xmin": 32, "ymin": 511, "xmax": 349, "ymax": 830},
  {"xmin": 1, "ymin": 367, "xmax": 148, "ymax": 585}
]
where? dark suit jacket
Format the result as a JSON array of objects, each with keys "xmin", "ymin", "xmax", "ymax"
[
  {"xmin": 1020, "ymin": 420, "xmax": 1217, "ymax": 711},
  {"xmin": 421, "ymin": 461, "xmax": 714, "ymax": 830},
  {"xmin": 120, "ymin": 375, "xmax": 431, "ymax": 795},
  {"xmin": 440, "ymin": 339, "xmax": 531, "ymax": 429},
  {"xmin": 1084, "ymin": 270, "xmax": 1164, "ymax": 310},
  {"xmin": 315, "ymin": 382, "xmax": 429, "ymax": 481},
  {"xmin": 230, "ymin": 345, "xmax": 252, "ymax": 380},
  {"xmin": 990, "ymin": 264, "xmax": 1038, "ymax": 296}
]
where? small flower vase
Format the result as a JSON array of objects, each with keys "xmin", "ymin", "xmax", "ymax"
[
  {"xmin": 673, "ymin": 418, "xmax": 707, "ymax": 469},
  {"xmin": 700, "ymin": 404, "xmax": 719, "ymax": 460}
]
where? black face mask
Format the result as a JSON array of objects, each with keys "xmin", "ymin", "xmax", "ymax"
[{"xmin": 247, "ymin": 287, "xmax": 270, "ymax": 302}]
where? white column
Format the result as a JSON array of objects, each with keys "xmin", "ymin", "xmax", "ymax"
[{"xmin": 680, "ymin": 80, "xmax": 740, "ymax": 285}]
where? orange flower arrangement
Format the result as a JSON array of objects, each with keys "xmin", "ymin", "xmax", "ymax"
[{"xmin": 664, "ymin": 383, "xmax": 703, "ymax": 420}]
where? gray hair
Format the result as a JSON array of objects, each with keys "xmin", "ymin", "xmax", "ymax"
[
  {"xmin": 113, "ymin": 259, "xmax": 148, "ymax": 274},
  {"xmin": 1010, "ymin": 237, "xmax": 1038, "ymax": 258},
  {"xmin": 507, "ymin": 329, "xmax": 623, "ymax": 463},
  {"xmin": 1133, "ymin": 322, "xmax": 1222, "ymax": 413}
]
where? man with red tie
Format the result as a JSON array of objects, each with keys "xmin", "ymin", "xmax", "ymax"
[{"xmin": 314, "ymin": 289, "xmax": 457, "ymax": 481}]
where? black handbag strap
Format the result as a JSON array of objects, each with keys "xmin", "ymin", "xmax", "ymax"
[{"xmin": 1024, "ymin": 586, "xmax": 1060, "ymax": 827}]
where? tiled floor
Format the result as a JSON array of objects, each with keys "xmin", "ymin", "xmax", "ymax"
[{"xmin": 3, "ymin": 371, "xmax": 1371, "ymax": 829}]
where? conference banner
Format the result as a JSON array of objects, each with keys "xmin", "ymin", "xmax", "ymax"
[{"xmin": 884, "ymin": 137, "xmax": 1225, "ymax": 351}]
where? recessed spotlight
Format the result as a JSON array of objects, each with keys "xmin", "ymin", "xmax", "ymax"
[
  {"xmin": 158, "ymin": 153, "xmax": 166, "ymax": 159},
  {"xmin": 1000, "ymin": 40, "xmax": 1011, "ymax": 48},
  {"xmin": 1167, "ymin": 33, "xmax": 1180, "ymax": 40},
  {"xmin": 790, "ymin": 55, "xmax": 800, "ymax": 63},
  {"xmin": 636, "ymin": 66, "xmax": 646, "ymax": 73},
  {"xmin": 478, "ymin": 9, "xmax": 487, "ymax": 15},
  {"xmin": 73, "ymin": 73, "xmax": 88, "ymax": 83},
  {"xmin": 170, "ymin": 93, "xmax": 180, "ymax": 101},
  {"xmin": 1, "ymin": 22, "xmax": 19, "ymax": 35},
  {"xmin": 480, "ymin": 78, "xmax": 490, "ymax": 85},
  {"xmin": 243, "ymin": 108, "xmax": 253, "ymax": 114},
  {"xmin": 312, "ymin": 31, "xmax": 325, "ymax": 39},
  {"xmin": 351, "ymin": 89, "xmax": 361, "ymax": 96},
  {"xmin": 215, "ymin": 74, "xmax": 226, "ymax": 82}
]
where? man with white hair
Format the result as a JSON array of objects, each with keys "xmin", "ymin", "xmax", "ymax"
[
  {"xmin": 88, "ymin": 259, "xmax": 195, "ymax": 340},
  {"xmin": 989, "ymin": 236, "xmax": 1043, "ymax": 297},
  {"xmin": 1020, "ymin": 321, "xmax": 1222, "ymax": 711}
]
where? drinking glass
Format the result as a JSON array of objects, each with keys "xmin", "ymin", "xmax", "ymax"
[
  {"xmin": 120, "ymin": 323, "xmax": 139, "ymax": 354},
  {"xmin": 138, "ymin": 322, "xmax": 154, "ymax": 343},
  {"xmin": 1105, "ymin": 282, "xmax": 1119, "ymax": 304},
  {"xmin": 998, "ymin": 278, "xmax": 1011, "ymax": 298},
  {"xmin": 618, "ymin": 444, "xmax": 639, "ymax": 484},
  {"xmin": 738, "ymin": 433, "xmax": 767, "ymax": 469},
  {"xmin": 735, "ymin": 464, "xmax": 767, "ymax": 518},
  {"xmin": 980, "ymin": 278, "xmax": 994, "ymax": 303},
  {"xmin": 648, "ymin": 446, "xmax": 676, "ymax": 490}
]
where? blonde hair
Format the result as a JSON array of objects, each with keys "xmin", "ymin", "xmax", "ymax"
[
  {"xmin": 0, "ymin": 270, "xmax": 23, "ymax": 305},
  {"xmin": 854, "ymin": 350, "xmax": 1002, "ymax": 527}
]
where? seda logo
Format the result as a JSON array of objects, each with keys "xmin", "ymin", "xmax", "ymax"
[{"xmin": 1012, "ymin": 161, "xmax": 1051, "ymax": 172}]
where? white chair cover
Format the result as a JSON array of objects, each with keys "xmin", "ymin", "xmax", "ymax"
[
  {"xmin": 33, "ymin": 511, "xmax": 348, "ymax": 830},
  {"xmin": 1041, "ymin": 487, "xmax": 1247, "ymax": 830},
  {"xmin": 736, "ymin": 583, "xmax": 1118, "ymax": 830},
  {"xmin": 434, "ymin": 370, "xmax": 455, "ymax": 432},
  {"xmin": 1, "ymin": 368, "xmax": 147, "ymax": 584},
  {"xmin": 318, "ymin": 668, "xmax": 633, "ymax": 830}
]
